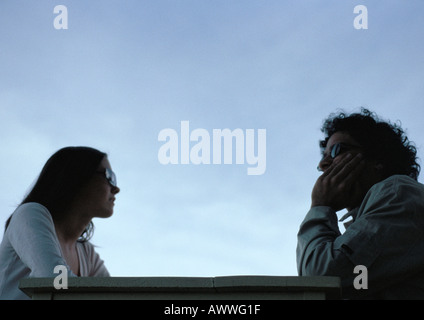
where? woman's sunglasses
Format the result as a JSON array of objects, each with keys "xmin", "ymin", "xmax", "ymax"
[{"xmin": 96, "ymin": 168, "xmax": 117, "ymax": 187}]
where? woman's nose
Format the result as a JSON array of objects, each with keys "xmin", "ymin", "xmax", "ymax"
[{"xmin": 112, "ymin": 185, "xmax": 120, "ymax": 194}]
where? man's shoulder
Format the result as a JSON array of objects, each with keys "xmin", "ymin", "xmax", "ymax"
[
  {"xmin": 371, "ymin": 174, "xmax": 423, "ymax": 193},
  {"xmin": 364, "ymin": 174, "xmax": 424, "ymax": 211}
]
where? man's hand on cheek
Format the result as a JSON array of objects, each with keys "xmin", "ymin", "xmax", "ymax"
[{"xmin": 311, "ymin": 153, "xmax": 366, "ymax": 211}]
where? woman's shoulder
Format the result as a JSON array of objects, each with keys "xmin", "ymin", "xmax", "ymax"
[
  {"xmin": 9, "ymin": 202, "xmax": 53, "ymax": 228},
  {"xmin": 15, "ymin": 202, "xmax": 50, "ymax": 212}
]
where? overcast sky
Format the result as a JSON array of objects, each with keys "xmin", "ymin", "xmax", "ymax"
[{"xmin": 1, "ymin": 0, "xmax": 423, "ymax": 277}]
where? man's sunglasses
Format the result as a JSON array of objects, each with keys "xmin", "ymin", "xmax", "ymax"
[
  {"xmin": 96, "ymin": 168, "xmax": 117, "ymax": 187},
  {"xmin": 318, "ymin": 142, "xmax": 361, "ymax": 171},
  {"xmin": 329, "ymin": 142, "xmax": 361, "ymax": 159}
]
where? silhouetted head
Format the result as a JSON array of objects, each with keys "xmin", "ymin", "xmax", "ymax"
[
  {"xmin": 5, "ymin": 146, "xmax": 116, "ymax": 241},
  {"xmin": 318, "ymin": 108, "xmax": 420, "ymax": 181}
]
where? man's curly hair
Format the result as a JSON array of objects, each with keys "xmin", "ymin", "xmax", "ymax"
[{"xmin": 320, "ymin": 108, "xmax": 420, "ymax": 181}]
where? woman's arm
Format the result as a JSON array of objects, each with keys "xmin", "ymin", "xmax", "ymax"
[{"xmin": 7, "ymin": 203, "xmax": 75, "ymax": 278}]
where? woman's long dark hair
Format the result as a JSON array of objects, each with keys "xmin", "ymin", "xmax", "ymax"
[{"xmin": 5, "ymin": 146, "xmax": 107, "ymax": 242}]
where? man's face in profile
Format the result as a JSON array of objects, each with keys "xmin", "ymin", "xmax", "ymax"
[
  {"xmin": 315, "ymin": 131, "xmax": 381, "ymax": 211},
  {"xmin": 318, "ymin": 131, "xmax": 362, "ymax": 172}
]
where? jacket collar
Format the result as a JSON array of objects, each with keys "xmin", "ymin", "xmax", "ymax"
[{"xmin": 339, "ymin": 207, "xmax": 360, "ymax": 229}]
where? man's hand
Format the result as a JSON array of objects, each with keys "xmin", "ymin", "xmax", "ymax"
[{"xmin": 311, "ymin": 153, "xmax": 367, "ymax": 211}]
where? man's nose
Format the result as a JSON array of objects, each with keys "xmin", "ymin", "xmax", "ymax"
[{"xmin": 317, "ymin": 156, "xmax": 332, "ymax": 172}]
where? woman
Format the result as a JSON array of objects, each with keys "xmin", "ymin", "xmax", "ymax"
[{"xmin": 0, "ymin": 146, "xmax": 120, "ymax": 299}]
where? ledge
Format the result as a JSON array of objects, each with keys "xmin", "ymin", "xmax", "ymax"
[{"xmin": 19, "ymin": 276, "xmax": 341, "ymax": 300}]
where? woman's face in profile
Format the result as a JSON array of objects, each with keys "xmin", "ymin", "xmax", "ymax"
[{"xmin": 77, "ymin": 157, "xmax": 120, "ymax": 219}]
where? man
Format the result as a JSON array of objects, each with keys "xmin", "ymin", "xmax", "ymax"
[{"xmin": 297, "ymin": 108, "xmax": 424, "ymax": 299}]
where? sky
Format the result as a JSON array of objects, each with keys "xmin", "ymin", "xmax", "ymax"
[{"xmin": 1, "ymin": 0, "xmax": 423, "ymax": 277}]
